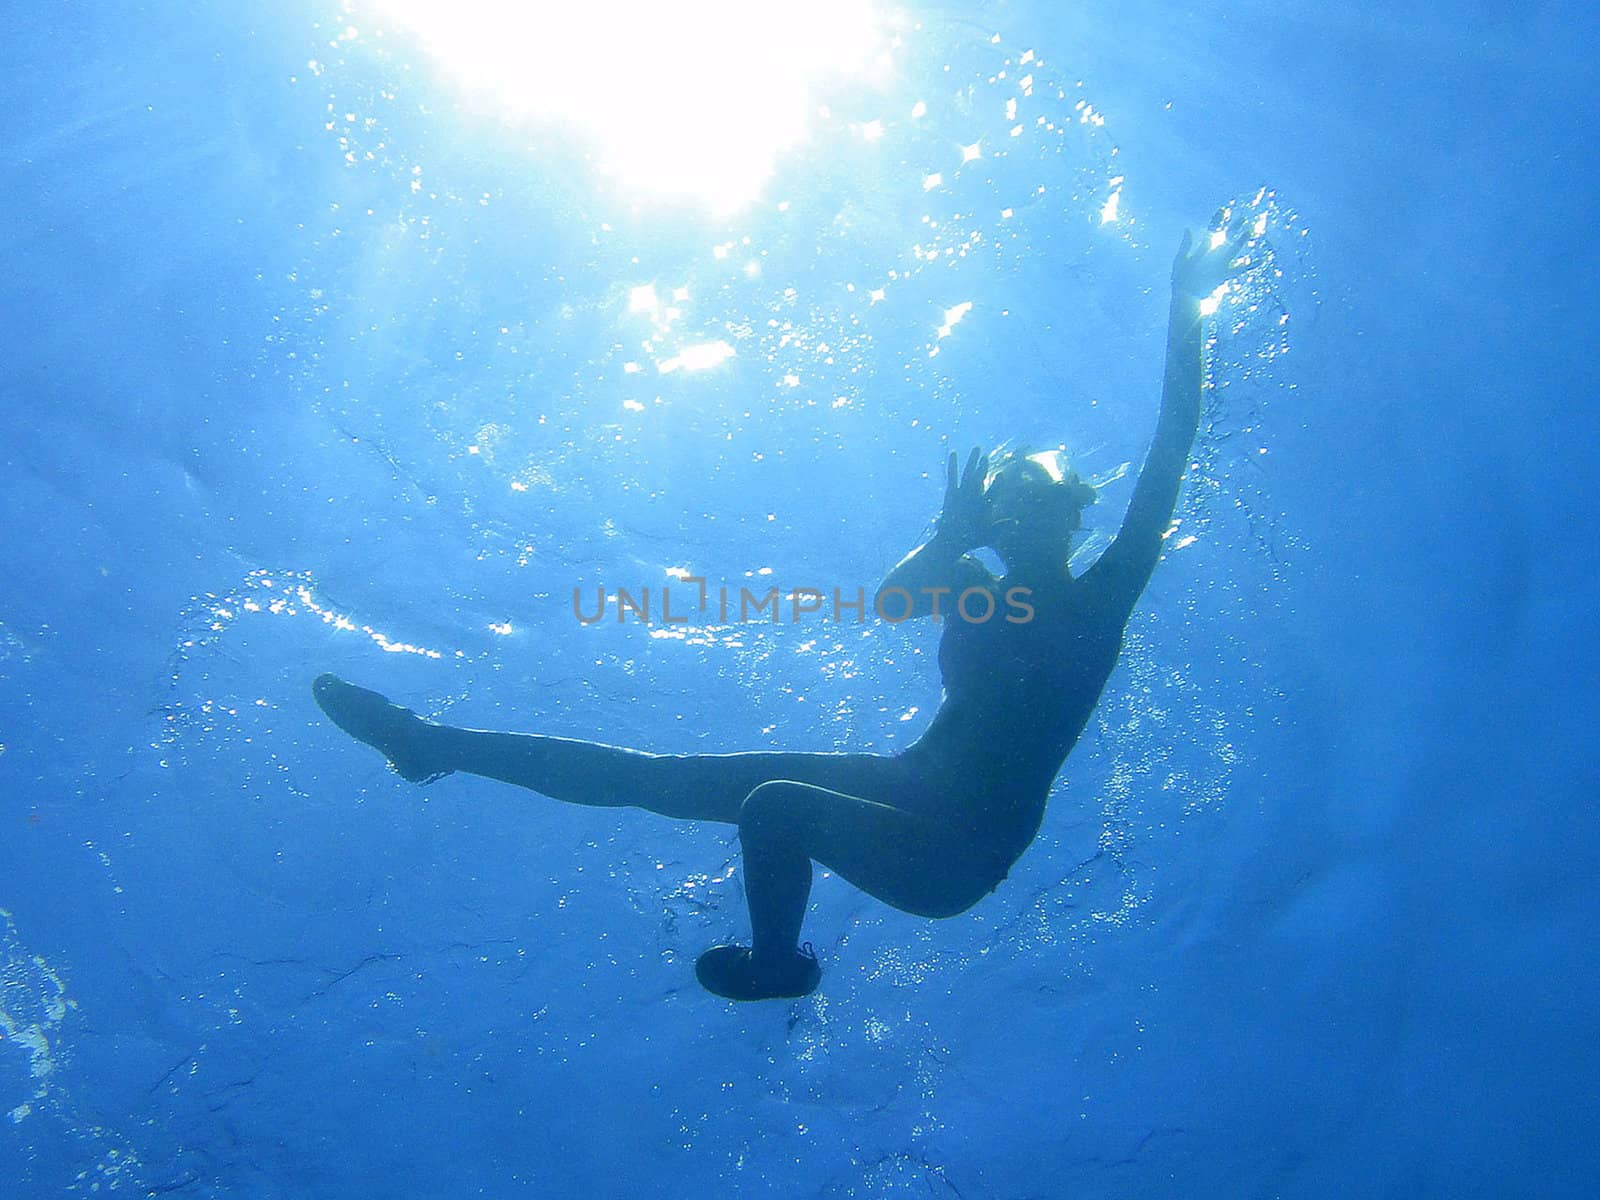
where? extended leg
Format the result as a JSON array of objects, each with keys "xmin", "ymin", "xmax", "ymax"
[
  {"xmin": 315, "ymin": 674, "xmax": 772, "ymax": 821},
  {"xmin": 312, "ymin": 675, "xmax": 898, "ymax": 824}
]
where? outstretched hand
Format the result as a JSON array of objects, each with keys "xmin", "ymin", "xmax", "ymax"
[
  {"xmin": 1171, "ymin": 214, "xmax": 1252, "ymax": 304},
  {"xmin": 937, "ymin": 447, "xmax": 990, "ymax": 553}
]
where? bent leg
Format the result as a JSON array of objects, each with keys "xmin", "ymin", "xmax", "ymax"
[
  {"xmin": 739, "ymin": 780, "xmax": 998, "ymax": 936},
  {"xmin": 698, "ymin": 779, "xmax": 1003, "ymax": 1000}
]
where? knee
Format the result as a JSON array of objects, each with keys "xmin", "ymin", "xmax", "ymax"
[{"xmin": 737, "ymin": 780, "xmax": 808, "ymax": 840}]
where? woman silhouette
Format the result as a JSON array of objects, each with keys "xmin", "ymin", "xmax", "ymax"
[{"xmin": 313, "ymin": 222, "xmax": 1249, "ymax": 1000}]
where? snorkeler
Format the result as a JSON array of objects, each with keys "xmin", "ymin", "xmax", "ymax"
[{"xmin": 313, "ymin": 221, "xmax": 1249, "ymax": 1001}]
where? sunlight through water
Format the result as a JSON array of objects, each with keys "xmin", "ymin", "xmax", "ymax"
[{"xmin": 354, "ymin": 0, "xmax": 891, "ymax": 212}]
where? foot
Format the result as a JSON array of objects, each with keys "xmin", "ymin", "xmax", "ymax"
[
  {"xmin": 312, "ymin": 674, "xmax": 450, "ymax": 784},
  {"xmin": 695, "ymin": 943, "xmax": 821, "ymax": 1001}
]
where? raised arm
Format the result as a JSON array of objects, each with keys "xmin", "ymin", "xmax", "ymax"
[
  {"xmin": 1085, "ymin": 223, "xmax": 1249, "ymax": 605},
  {"xmin": 879, "ymin": 448, "xmax": 996, "ymax": 618}
]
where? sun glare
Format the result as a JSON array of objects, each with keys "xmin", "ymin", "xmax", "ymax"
[{"xmin": 359, "ymin": 0, "xmax": 890, "ymax": 213}]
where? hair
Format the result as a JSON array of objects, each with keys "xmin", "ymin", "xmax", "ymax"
[{"xmin": 984, "ymin": 442, "xmax": 1099, "ymax": 512}]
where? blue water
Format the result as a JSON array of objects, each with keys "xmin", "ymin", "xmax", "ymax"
[{"xmin": 3, "ymin": 2, "xmax": 1595, "ymax": 1196}]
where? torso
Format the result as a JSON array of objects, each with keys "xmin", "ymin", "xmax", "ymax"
[{"xmin": 899, "ymin": 573, "xmax": 1129, "ymax": 857}]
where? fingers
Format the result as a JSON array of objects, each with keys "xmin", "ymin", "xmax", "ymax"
[
  {"xmin": 964, "ymin": 446, "xmax": 984, "ymax": 487},
  {"xmin": 1206, "ymin": 208, "xmax": 1254, "ymax": 266},
  {"xmin": 1226, "ymin": 217, "xmax": 1251, "ymax": 254},
  {"xmin": 945, "ymin": 448, "xmax": 987, "ymax": 499},
  {"xmin": 1222, "ymin": 221, "xmax": 1254, "ymax": 280},
  {"xmin": 1201, "ymin": 206, "xmax": 1250, "ymax": 247},
  {"xmin": 1170, "ymin": 207, "xmax": 1259, "ymax": 300}
]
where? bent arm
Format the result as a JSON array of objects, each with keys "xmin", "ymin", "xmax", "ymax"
[
  {"xmin": 880, "ymin": 447, "xmax": 997, "ymax": 619},
  {"xmin": 879, "ymin": 531, "xmax": 993, "ymax": 620}
]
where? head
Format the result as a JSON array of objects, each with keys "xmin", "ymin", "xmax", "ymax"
[{"xmin": 982, "ymin": 445, "xmax": 1097, "ymax": 570}]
